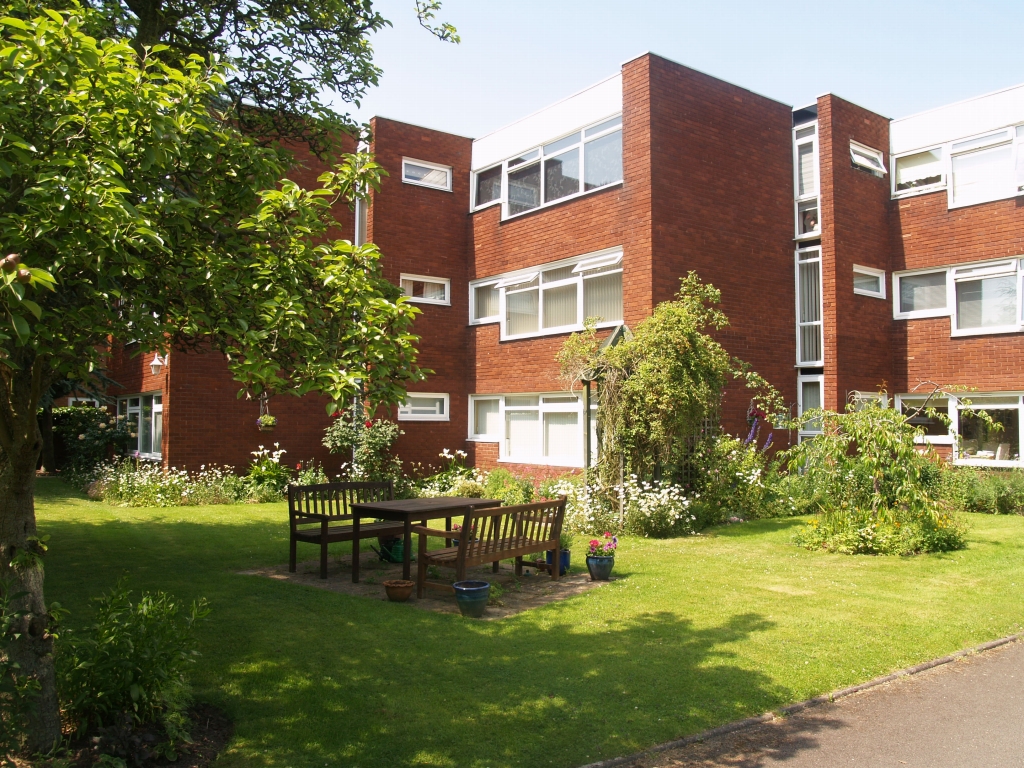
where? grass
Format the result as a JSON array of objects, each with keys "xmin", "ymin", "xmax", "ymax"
[{"xmin": 36, "ymin": 478, "xmax": 1024, "ymax": 768}]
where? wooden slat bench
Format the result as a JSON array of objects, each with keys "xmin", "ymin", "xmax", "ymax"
[
  {"xmin": 413, "ymin": 497, "xmax": 566, "ymax": 598},
  {"xmin": 288, "ymin": 481, "xmax": 405, "ymax": 579}
]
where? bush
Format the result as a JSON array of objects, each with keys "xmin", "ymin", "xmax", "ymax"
[
  {"xmin": 0, "ymin": 578, "xmax": 43, "ymax": 755},
  {"xmin": 323, "ymin": 416, "xmax": 405, "ymax": 486},
  {"xmin": 483, "ymin": 468, "xmax": 534, "ymax": 506},
  {"xmin": 93, "ymin": 460, "xmax": 248, "ymax": 507},
  {"xmin": 687, "ymin": 436, "xmax": 792, "ymax": 527},
  {"xmin": 57, "ymin": 582, "xmax": 209, "ymax": 749},
  {"xmin": 53, "ymin": 406, "xmax": 131, "ymax": 472},
  {"xmin": 244, "ymin": 443, "xmax": 293, "ymax": 496},
  {"xmin": 938, "ymin": 467, "xmax": 1024, "ymax": 515},
  {"xmin": 794, "ymin": 504, "xmax": 969, "ymax": 556}
]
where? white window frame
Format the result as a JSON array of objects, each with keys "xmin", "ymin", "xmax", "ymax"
[
  {"xmin": 950, "ymin": 259, "xmax": 1022, "ymax": 337},
  {"xmin": 891, "ymin": 146, "xmax": 945, "ymax": 198},
  {"xmin": 67, "ymin": 397, "xmax": 101, "ymax": 407},
  {"xmin": 117, "ymin": 392, "xmax": 163, "ymax": 459},
  {"xmin": 401, "ymin": 157, "xmax": 452, "ymax": 192},
  {"xmin": 468, "ymin": 395, "xmax": 502, "ymax": 441},
  {"xmin": 397, "ymin": 393, "xmax": 450, "ymax": 422},
  {"xmin": 950, "ymin": 393, "xmax": 1024, "ymax": 467},
  {"xmin": 793, "ymin": 122, "xmax": 820, "ymax": 241},
  {"xmin": 891, "ymin": 124, "xmax": 1024, "ymax": 206},
  {"xmin": 470, "ymin": 248, "xmax": 624, "ymax": 341},
  {"xmin": 400, "ymin": 274, "xmax": 451, "ymax": 306},
  {"xmin": 486, "ymin": 392, "xmax": 587, "ymax": 467},
  {"xmin": 895, "ymin": 393, "xmax": 954, "ymax": 446},
  {"xmin": 797, "ymin": 373, "xmax": 825, "ymax": 442},
  {"xmin": 850, "ymin": 141, "xmax": 886, "ymax": 176},
  {"xmin": 469, "ymin": 279, "xmax": 500, "ymax": 325},
  {"xmin": 852, "ymin": 264, "xmax": 887, "ymax": 299},
  {"xmin": 470, "ymin": 115, "xmax": 623, "ymax": 218},
  {"xmin": 795, "ymin": 245, "xmax": 824, "ymax": 367},
  {"xmin": 892, "ymin": 267, "xmax": 951, "ymax": 320}
]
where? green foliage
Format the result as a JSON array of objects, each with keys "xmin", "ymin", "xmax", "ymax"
[
  {"xmin": 0, "ymin": 1, "xmax": 423, "ymax": 407},
  {"xmin": 787, "ymin": 398, "xmax": 968, "ymax": 554},
  {"xmin": 57, "ymin": 581, "xmax": 209, "ymax": 742},
  {"xmin": 295, "ymin": 460, "xmax": 329, "ymax": 486},
  {"xmin": 323, "ymin": 416, "xmax": 405, "ymax": 487},
  {"xmin": 938, "ymin": 467, "xmax": 1024, "ymax": 516},
  {"xmin": 482, "ymin": 468, "xmax": 534, "ymax": 506},
  {"xmin": 687, "ymin": 436, "xmax": 791, "ymax": 528},
  {"xmin": 93, "ymin": 459, "xmax": 252, "ymax": 507},
  {"xmin": 0, "ymin": 578, "xmax": 41, "ymax": 754},
  {"xmin": 244, "ymin": 443, "xmax": 293, "ymax": 497},
  {"xmin": 52, "ymin": 405, "xmax": 131, "ymax": 472}
]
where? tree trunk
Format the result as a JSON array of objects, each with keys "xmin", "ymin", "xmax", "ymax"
[
  {"xmin": 0, "ymin": 358, "xmax": 61, "ymax": 753},
  {"xmin": 39, "ymin": 403, "xmax": 55, "ymax": 474}
]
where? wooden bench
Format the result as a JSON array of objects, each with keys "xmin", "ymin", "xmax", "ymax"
[
  {"xmin": 288, "ymin": 481, "xmax": 406, "ymax": 579},
  {"xmin": 413, "ymin": 497, "xmax": 567, "ymax": 598}
]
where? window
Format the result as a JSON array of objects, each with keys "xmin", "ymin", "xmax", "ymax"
[
  {"xmin": 472, "ymin": 116, "xmax": 623, "ymax": 217},
  {"xmin": 469, "ymin": 396, "xmax": 501, "ymax": 440},
  {"xmin": 400, "ymin": 274, "xmax": 450, "ymax": 305},
  {"xmin": 894, "ymin": 148, "xmax": 943, "ymax": 193},
  {"xmin": 793, "ymin": 124, "xmax": 819, "ymax": 239},
  {"xmin": 471, "ymin": 250, "xmax": 623, "ymax": 340},
  {"xmin": 894, "ymin": 269, "xmax": 948, "ymax": 319},
  {"xmin": 952, "ymin": 394, "xmax": 1023, "ymax": 466},
  {"xmin": 848, "ymin": 391, "xmax": 888, "ymax": 411},
  {"xmin": 950, "ymin": 130, "xmax": 1013, "ymax": 208},
  {"xmin": 1016, "ymin": 125, "xmax": 1024, "ymax": 194},
  {"xmin": 952, "ymin": 261, "xmax": 1019, "ymax": 334},
  {"xmin": 501, "ymin": 394, "xmax": 583, "ymax": 466},
  {"xmin": 850, "ymin": 141, "xmax": 886, "ymax": 176},
  {"xmin": 117, "ymin": 394, "xmax": 162, "ymax": 458},
  {"xmin": 797, "ymin": 374, "xmax": 824, "ymax": 441},
  {"xmin": 852, "ymin": 265, "xmax": 886, "ymax": 299},
  {"xmin": 795, "ymin": 247, "xmax": 823, "ymax": 366},
  {"xmin": 67, "ymin": 397, "xmax": 100, "ymax": 407},
  {"xmin": 402, "ymin": 158, "xmax": 452, "ymax": 192},
  {"xmin": 897, "ymin": 395, "xmax": 952, "ymax": 444},
  {"xmin": 475, "ymin": 165, "xmax": 502, "ymax": 208},
  {"xmin": 354, "ymin": 198, "xmax": 368, "ymax": 247},
  {"xmin": 398, "ymin": 393, "xmax": 449, "ymax": 421}
]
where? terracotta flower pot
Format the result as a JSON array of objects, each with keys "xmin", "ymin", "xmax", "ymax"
[{"xmin": 383, "ymin": 579, "xmax": 415, "ymax": 602}]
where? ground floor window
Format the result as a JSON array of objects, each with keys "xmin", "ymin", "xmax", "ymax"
[
  {"xmin": 398, "ymin": 393, "xmax": 449, "ymax": 421},
  {"xmin": 797, "ymin": 373, "xmax": 824, "ymax": 442},
  {"xmin": 469, "ymin": 393, "xmax": 596, "ymax": 467},
  {"xmin": 896, "ymin": 392, "xmax": 1023, "ymax": 466},
  {"xmin": 117, "ymin": 393, "xmax": 163, "ymax": 458}
]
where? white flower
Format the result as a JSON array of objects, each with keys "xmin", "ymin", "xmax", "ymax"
[{"xmin": 78, "ymin": 434, "xmax": 85, "ymax": 440}]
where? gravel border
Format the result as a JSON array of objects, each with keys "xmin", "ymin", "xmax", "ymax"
[{"xmin": 577, "ymin": 633, "xmax": 1023, "ymax": 768}]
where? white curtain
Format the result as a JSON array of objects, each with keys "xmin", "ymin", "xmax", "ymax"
[
  {"xmin": 584, "ymin": 272, "xmax": 623, "ymax": 322},
  {"xmin": 899, "ymin": 272, "xmax": 946, "ymax": 313},
  {"xmin": 474, "ymin": 284, "xmax": 499, "ymax": 319},
  {"xmin": 952, "ymin": 145, "xmax": 1012, "ymax": 206},
  {"xmin": 506, "ymin": 411, "xmax": 540, "ymax": 459},
  {"xmin": 956, "ymin": 276, "xmax": 1017, "ymax": 329},
  {"xmin": 543, "ymin": 412, "xmax": 579, "ymax": 462},
  {"xmin": 798, "ymin": 143, "xmax": 815, "ymax": 196},
  {"xmin": 474, "ymin": 399, "xmax": 499, "ymax": 437}
]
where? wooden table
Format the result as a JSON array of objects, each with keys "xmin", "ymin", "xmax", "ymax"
[{"xmin": 350, "ymin": 497, "xmax": 502, "ymax": 582}]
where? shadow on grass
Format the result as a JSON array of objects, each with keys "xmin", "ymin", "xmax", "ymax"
[{"xmin": 36, "ymin": 512, "xmax": 812, "ymax": 768}]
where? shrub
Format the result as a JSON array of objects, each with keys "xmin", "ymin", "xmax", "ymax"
[
  {"xmin": 323, "ymin": 416, "xmax": 405, "ymax": 485},
  {"xmin": 93, "ymin": 460, "xmax": 249, "ymax": 507},
  {"xmin": 938, "ymin": 467, "xmax": 1024, "ymax": 515},
  {"xmin": 619, "ymin": 475, "xmax": 696, "ymax": 537},
  {"xmin": 415, "ymin": 449, "xmax": 478, "ymax": 497},
  {"xmin": 53, "ymin": 405, "xmax": 131, "ymax": 472},
  {"xmin": 295, "ymin": 459, "xmax": 329, "ymax": 486},
  {"xmin": 244, "ymin": 443, "xmax": 293, "ymax": 496},
  {"xmin": 483, "ymin": 468, "xmax": 534, "ymax": 506},
  {"xmin": 57, "ymin": 582, "xmax": 209, "ymax": 748},
  {"xmin": 687, "ymin": 436, "xmax": 791, "ymax": 527},
  {"xmin": 0, "ymin": 578, "xmax": 43, "ymax": 755},
  {"xmin": 794, "ymin": 504, "xmax": 969, "ymax": 556}
]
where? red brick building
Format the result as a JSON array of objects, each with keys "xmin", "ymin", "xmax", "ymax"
[{"xmin": 107, "ymin": 53, "xmax": 1024, "ymax": 475}]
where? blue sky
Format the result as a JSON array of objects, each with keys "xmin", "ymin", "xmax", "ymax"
[{"xmin": 341, "ymin": 0, "xmax": 1024, "ymax": 139}]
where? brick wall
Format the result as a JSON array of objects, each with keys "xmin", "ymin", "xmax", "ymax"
[
  {"xmin": 367, "ymin": 118, "xmax": 474, "ymax": 469},
  {"xmin": 648, "ymin": 56, "xmax": 796, "ymax": 441},
  {"xmin": 890, "ymin": 190, "xmax": 1024, "ymax": 393},
  {"xmin": 817, "ymin": 95, "xmax": 894, "ymax": 408}
]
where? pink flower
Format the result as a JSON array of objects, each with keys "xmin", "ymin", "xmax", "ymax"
[{"xmin": 365, "ymin": 420, "xmax": 373, "ymax": 428}]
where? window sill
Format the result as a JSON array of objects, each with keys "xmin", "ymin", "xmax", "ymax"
[
  {"xmin": 397, "ymin": 416, "xmax": 450, "ymax": 422},
  {"xmin": 950, "ymin": 325, "xmax": 1022, "ymax": 338},
  {"xmin": 469, "ymin": 317, "xmax": 500, "ymax": 327},
  {"xmin": 947, "ymin": 189, "xmax": 1021, "ymax": 210},
  {"xmin": 853, "ymin": 289, "xmax": 886, "ymax": 299},
  {"xmin": 467, "ymin": 436, "xmax": 499, "ymax": 443},
  {"xmin": 471, "ymin": 199, "xmax": 502, "ymax": 213},
  {"xmin": 405, "ymin": 298, "xmax": 451, "ymax": 306},
  {"xmin": 893, "ymin": 310, "xmax": 950, "ymax": 321},
  {"xmin": 497, "ymin": 181, "xmax": 622, "ymax": 222},
  {"xmin": 501, "ymin": 319, "xmax": 621, "ymax": 343},
  {"xmin": 892, "ymin": 185, "xmax": 945, "ymax": 201},
  {"xmin": 794, "ymin": 231, "xmax": 821, "ymax": 242},
  {"xmin": 954, "ymin": 458, "xmax": 1022, "ymax": 468},
  {"xmin": 402, "ymin": 179, "xmax": 452, "ymax": 193},
  {"xmin": 914, "ymin": 436, "xmax": 955, "ymax": 445}
]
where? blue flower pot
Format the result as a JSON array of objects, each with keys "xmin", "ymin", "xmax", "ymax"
[
  {"xmin": 586, "ymin": 555, "xmax": 614, "ymax": 581},
  {"xmin": 453, "ymin": 580, "xmax": 490, "ymax": 618},
  {"xmin": 546, "ymin": 549, "xmax": 571, "ymax": 576}
]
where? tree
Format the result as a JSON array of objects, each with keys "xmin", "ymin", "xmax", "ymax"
[
  {"xmin": 75, "ymin": 0, "xmax": 459, "ymax": 156},
  {"xmin": 0, "ymin": 4, "xmax": 425, "ymax": 750}
]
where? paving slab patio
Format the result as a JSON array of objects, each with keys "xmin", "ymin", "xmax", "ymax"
[{"xmin": 621, "ymin": 639, "xmax": 1024, "ymax": 768}]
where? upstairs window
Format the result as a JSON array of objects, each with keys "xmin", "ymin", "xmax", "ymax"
[
  {"xmin": 896, "ymin": 270, "xmax": 948, "ymax": 318},
  {"xmin": 400, "ymin": 274, "xmax": 450, "ymax": 305},
  {"xmin": 473, "ymin": 116, "xmax": 623, "ymax": 216},
  {"xmin": 952, "ymin": 261, "xmax": 1019, "ymax": 334},
  {"xmin": 950, "ymin": 130, "xmax": 1013, "ymax": 208},
  {"xmin": 793, "ymin": 124, "xmax": 819, "ymax": 239},
  {"xmin": 402, "ymin": 158, "xmax": 452, "ymax": 192},
  {"xmin": 796, "ymin": 247, "xmax": 823, "ymax": 366},
  {"xmin": 894, "ymin": 148, "xmax": 943, "ymax": 193},
  {"xmin": 470, "ymin": 250, "xmax": 624, "ymax": 340},
  {"xmin": 850, "ymin": 141, "xmax": 886, "ymax": 176}
]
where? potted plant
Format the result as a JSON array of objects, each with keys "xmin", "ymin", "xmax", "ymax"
[
  {"xmin": 257, "ymin": 413, "xmax": 277, "ymax": 432},
  {"xmin": 546, "ymin": 532, "xmax": 573, "ymax": 576},
  {"xmin": 585, "ymin": 532, "xmax": 617, "ymax": 581}
]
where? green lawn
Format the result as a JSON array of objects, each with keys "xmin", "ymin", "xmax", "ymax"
[{"xmin": 36, "ymin": 478, "xmax": 1024, "ymax": 768}]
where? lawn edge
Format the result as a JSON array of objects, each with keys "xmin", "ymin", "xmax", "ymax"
[{"xmin": 577, "ymin": 633, "xmax": 1023, "ymax": 768}]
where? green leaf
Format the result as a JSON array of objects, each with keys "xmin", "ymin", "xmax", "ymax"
[
  {"xmin": 20, "ymin": 299, "xmax": 41, "ymax": 320},
  {"xmin": 11, "ymin": 313, "xmax": 29, "ymax": 341}
]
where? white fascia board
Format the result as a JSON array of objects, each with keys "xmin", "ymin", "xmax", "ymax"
[
  {"xmin": 471, "ymin": 73, "xmax": 622, "ymax": 172},
  {"xmin": 891, "ymin": 82, "xmax": 1024, "ymax": 155}
]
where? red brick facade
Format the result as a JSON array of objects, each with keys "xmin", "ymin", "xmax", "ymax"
[{"xmin": 103, "ymin": 53, "xmax": 1024, "ymax": 477}]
